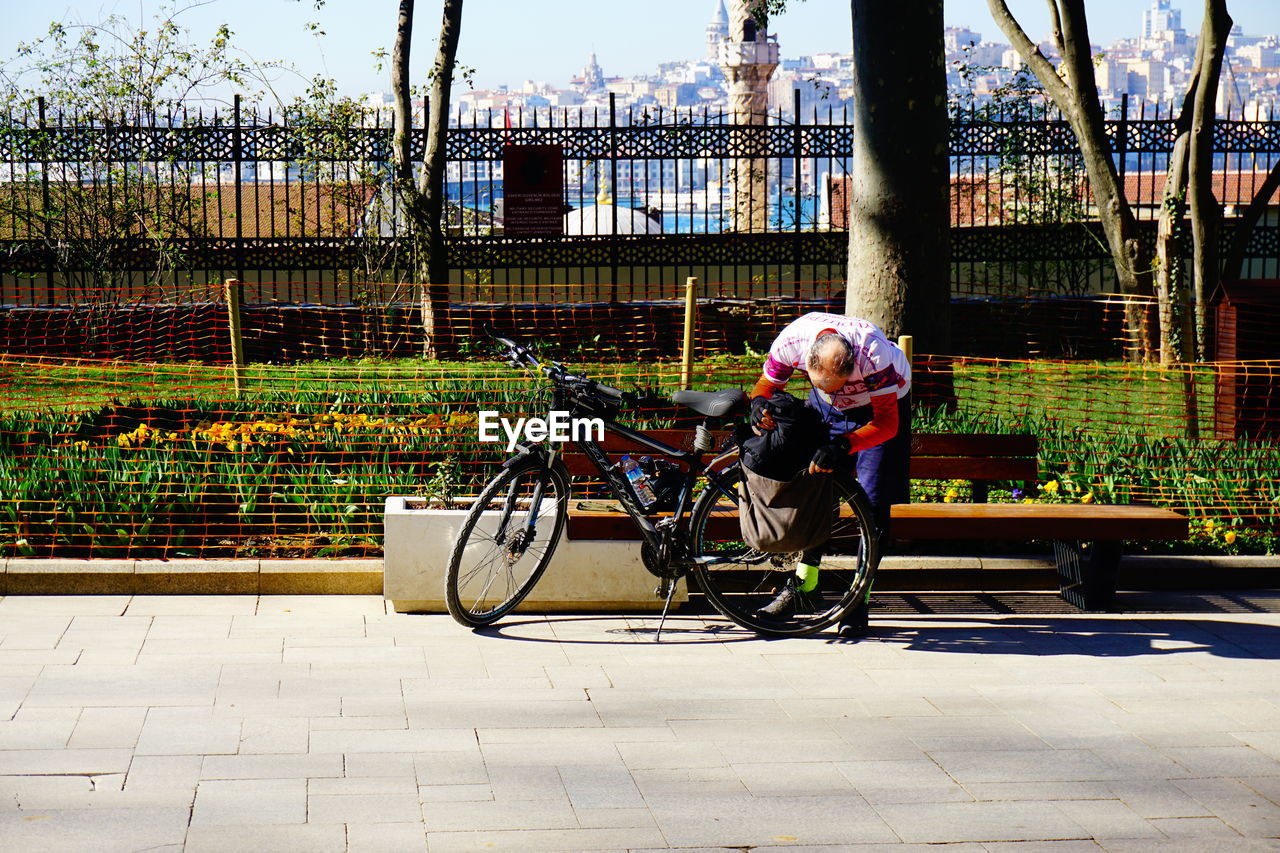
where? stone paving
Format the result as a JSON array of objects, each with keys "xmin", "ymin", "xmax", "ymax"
[{"xmin": 2, "ymin": 594, "xmax": 1280, "ymax": 851}]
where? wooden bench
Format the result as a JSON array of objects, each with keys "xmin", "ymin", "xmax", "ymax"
[
  {"xmin": 893, "ymin": 434, "xmax": 1188, "ymax": 611},
  {"xmin": 563, "ymin": 431, "xmax": 1189, "ymax": 612}
]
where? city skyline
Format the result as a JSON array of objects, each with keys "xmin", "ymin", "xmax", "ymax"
[{"xmin": 2, "ymin": 0, "xmax": 1277, "ymax": 100}]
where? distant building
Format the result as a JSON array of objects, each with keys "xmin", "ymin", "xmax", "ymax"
[
  {"xmin": 579, "ymin": 54, "xmax": 605, "ymax": 94},
  {"xmin": 944, "ymin": 26, "xmax": 983, "ymax": 54},
  {"xmin": 706, "ymin": 0, "xmax": 729, "ymax": 62}
]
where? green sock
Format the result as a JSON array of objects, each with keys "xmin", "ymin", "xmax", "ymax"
[{"xmin": 795, "ymin": 562, "xmax": 820, "ymax": 592}]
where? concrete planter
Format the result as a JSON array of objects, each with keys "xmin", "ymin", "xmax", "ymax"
[{"xmin": 383, "ymin": 497, "xmax": 685, "ymax": 613}]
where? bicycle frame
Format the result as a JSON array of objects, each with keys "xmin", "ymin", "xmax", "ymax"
[{"xmin": 507, "ymin": 414, "xmax": 738, "ymax": 559}]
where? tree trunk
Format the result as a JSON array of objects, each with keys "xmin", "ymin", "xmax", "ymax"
[
  {"xmin": 987, "ymin": 0, "xmax": 1155, "ymax": 361},
  {"xmin": 1187, "ymin": 0, "xmax": 1232, "ymax": 359},
  {"xmin": 845, "ymin": 0, "xmax": 950, "ymax": 356},
  {"xmin": 1155, "ymin": 131, "xmax": 1193, "ymax": 365},
  {"xmin": 390, "ymin": 0, "xmax": 463, "ymax": 359}
]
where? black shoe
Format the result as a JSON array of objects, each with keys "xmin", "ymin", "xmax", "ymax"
[
  {"xmin": 837, "ymin": 602, "xmax": 870, "ymax": 638},
  {"xmin": 756, "ymin": 585, "xmax": 801, "ymax": 619}
]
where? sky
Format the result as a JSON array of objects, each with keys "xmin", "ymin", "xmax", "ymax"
[{"xmin": 2, "ymin": 0, "xmax": 1278, "ymax": 100}]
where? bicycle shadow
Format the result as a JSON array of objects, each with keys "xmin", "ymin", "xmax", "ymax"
[
  {"xmin": 856, "ymin": 615, "xmax": 1280, "ymax": 659},
  {"xmin": 475, "ymin": 614, "xmax": 762, "ymax": 645}
]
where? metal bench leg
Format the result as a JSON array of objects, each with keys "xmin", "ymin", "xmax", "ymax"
[{"xmin": 1054, "ymin": 540, "xmax": 1121, "ymax": 612}]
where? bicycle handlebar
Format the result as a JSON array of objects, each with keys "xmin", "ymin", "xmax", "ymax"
[{"xmin": 490, "ymin": 333, "xmax": 628, "ymax": 407}]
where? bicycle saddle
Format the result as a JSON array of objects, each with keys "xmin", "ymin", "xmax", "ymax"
[{"xmin": 671, "ymin": 389, "xmax": 748, "ymax": 418}]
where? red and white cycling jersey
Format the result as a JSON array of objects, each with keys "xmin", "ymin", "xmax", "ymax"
[{"xmin": 762, "ymin": 312, "xmax": 911, "ymax": 410}]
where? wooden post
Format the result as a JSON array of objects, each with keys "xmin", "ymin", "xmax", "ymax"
[
  {"xmin": 897, "ymin": 334, "xmax": 914, "ymax": 363},
  {"xmin": 680, "ymin": 277, "xmax": 699, "ymax": 390},
  {"xmin": 224, "ymin": 278, "xmax": 246, "ymax": 398}
]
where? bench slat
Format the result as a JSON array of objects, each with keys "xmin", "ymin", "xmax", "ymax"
[
  {"xmin": 909, "ymin": 457, "xmax": 1038, "ymax": 482},
  {"xmin": 890, "ymin": 504, "xmax": 1189, "ymax": 541}
]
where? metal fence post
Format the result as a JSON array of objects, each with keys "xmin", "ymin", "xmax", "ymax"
[{"xmin": 233, "ymin": 94, "xmax": 244, "ymax": 283}]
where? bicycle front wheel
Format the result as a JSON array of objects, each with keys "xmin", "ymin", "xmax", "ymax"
[
  {"xmin": 689, "ymin": 464, "xmax": 879, "ymax": 637},
  {"xmin": 445, "ymin": 458, "xmax": 569, "ymax": 628}
]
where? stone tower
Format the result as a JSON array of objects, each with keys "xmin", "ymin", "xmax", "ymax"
[
  {"xmin": 706, "ymin": 0, "xmax": 729, "ymax": 61},
  {"xmin": 717, "ymin": 1, "xmax": 779, "ymax": 232}
]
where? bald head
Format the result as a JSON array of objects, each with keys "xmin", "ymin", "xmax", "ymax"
[{"xmin": 806, "ymin": 332, "xmax": 855, "ymax": 393}]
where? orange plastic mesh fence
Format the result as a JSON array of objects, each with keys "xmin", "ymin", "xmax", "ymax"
[
  {"xmin": 1, "ymin": 280, "xmax": 1278, "ymax": 559},
  {"xmin": 0, "ymin": 279, "xmax": 1207, "ymax": 363}
]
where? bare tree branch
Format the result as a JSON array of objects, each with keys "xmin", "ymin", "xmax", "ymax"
[{"xmin": 986, "ymin": 0, "xmax": 1072, "ymax": 106}]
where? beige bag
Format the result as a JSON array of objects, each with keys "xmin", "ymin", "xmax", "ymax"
[{"xmin": 737, "ymin": 466, "xmax": 834, "ymax": 553}]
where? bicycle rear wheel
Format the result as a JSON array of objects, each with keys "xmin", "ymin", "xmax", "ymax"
[
  {"xmin": 689, "ymin": 464, "xmax": 879, "ymax": 637},
  {"xmin": 445, "ymin": 458, "xmax": 569, "ymax": 628}
]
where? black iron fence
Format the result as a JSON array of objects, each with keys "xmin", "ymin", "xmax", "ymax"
[{"xmin": 1, "ymin": 94, "xmax": 1278, "ymax": 305}]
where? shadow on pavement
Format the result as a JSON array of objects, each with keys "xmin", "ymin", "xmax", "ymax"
[
  {"xmin": 862, "ymin": 615, "xmax": 1280, "ymax": 659},
  {"xmin": 476, "ymin": 612, "xmax": 1280, "ymax": 659}
]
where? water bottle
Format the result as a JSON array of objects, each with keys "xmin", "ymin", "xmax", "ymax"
[{"xmin": 620, "ymin": 455, "xmax": 658, "ymax": 509}]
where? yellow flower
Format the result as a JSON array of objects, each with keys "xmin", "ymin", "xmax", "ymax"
[
  {"xmin": 1080, "ymin": 492, "xmax": 1094, "ymax": 504},
  {"xmin": 1022, "ymin": 497, "xmax": 1035, "ymax": 504},
  {"xmin": 943, "ymin": 494, "xmax": 955, "ymax": 503},
  {"xmin": 1204, "ymin": 519, "xmax": 1217, "ymax": 531},
  {"xmin": 1224, "ymin": 530, "xmax": 1237, "ymax": 545},
  {"xmin": 1042, "ymin": 481, "xmax": 1059, "ymax": 494},
  {"xmin": 945, "ymin": 488, "xmax": 960, "ymax": 500}
]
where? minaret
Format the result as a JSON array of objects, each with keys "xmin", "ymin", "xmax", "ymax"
[
  {"xmin": 718, "ymin": 1, "xmax": 779, "ymax": 232},
  {"xmin": 706, "ymin": 0, "xmax": 729, "ymax": 61}
]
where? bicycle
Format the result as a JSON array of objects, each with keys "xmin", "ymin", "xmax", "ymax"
[{"xmin": 444, "ymin": 335, "xmax": 880, "ymax": 639}]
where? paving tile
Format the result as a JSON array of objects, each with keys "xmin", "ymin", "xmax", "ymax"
[
  {"xmin": 184, "ymin": 822, "xmax": 346, "ymax": 852},
  {"xmin": 1105, "ymin": 780, "xmax": 1215, "ymax": 818},
  {"xmin": 135, "ymin": 707, "xmax": 242, "ymax": 756},
  {"xmin": 0, "ymin": 747, "xmax": 133, "ymax": 775},
  {"xmin": 485, "ymin": 764, "xmax": 571, "ymax": 801},
  {"xmin": 201, "ymin": 753, "xmax": 344, "ymax": 780},
  {"xmin": 308, "ymin": 793, "xmax": 422, "ymax": 823},
  {"xmin": 874, "ymin": 800, "xmax": 1088, "ymax": 843},
  {"xmin": 238, "ymin": 716, "xmax": 311, "ymax": 754},
  {"xmin": 571, "ymin": 805, "xmax": 657, "ymax": 828},
  {"xmin": 417, "ymin": 783, "xmax": 493, "ymax": 802},
  {"xmin": 1162, "ymin": 745, "xmax": 1280, "ymax": 777},
  {"xmin": 346, "ymin": 821, "xmax": 429, "ymax": 853},
  {"xmin": 1148, "ymin": 815, "xmax": 1244, "ymax": 838},
  {"xmin": 123, "ymin": 755, "xmax": 203, "ymax": 801},
  {"xmin": 424, "ymin": 826, "xmax": 667, "ymax": 852},
  {"xmin": 1051, "ymin": 798, "xmax": 1163, "ymax": 839},
  {"xmin": 0, "ymin": 595, "xmax": 131, "ymax": 615},
  {"xmin": 616, "ymin": 741, "xmax": 725, "ymax": 770},
  {"xmin": 732, "ymin": 761, "xmax": 855, "ymax": 797},
  {"xmin": 421, "ymin": 797, "xmax": 578, "ymax": 831},
  {"xmin": 67, "ymin": 706, "xmax": 148, "ymax": 749},
  {"xmin": 930, "ymin": 748, "xmax": 1124, "ymax": 783},
  {"xmin": 308, "ymin": 775, "xmax": 418, "ymax": 796},
  {"xmin": 0, "ymin": 806, "xmax": 190, "ymax": 852},
  {"xmin": 558, "ymin": 763, "xmax": 645, "ymax": 809},
  {"xmin": 190, "ymin": 778, "xmax": 307, "ymax": 825},
  {"xmin": 309, "ymin": 727, "xmax": 476, "ymax": 753},
  {"xmin": 647, "ymin": 792, "xmax": 897, "ymax": 847},
  {"xmin": 412, "ymin": 750, "xmax": 488, "ymax": 786},
  {"xmin": 0, "ymin": 706, "xmax": 79, "ymax": 749}
]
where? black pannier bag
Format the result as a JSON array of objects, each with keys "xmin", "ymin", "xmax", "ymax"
[{"xmin": 735, "ymin": 390, "xmax": 834, "ymax": 553}]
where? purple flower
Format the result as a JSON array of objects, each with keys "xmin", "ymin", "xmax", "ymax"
[{"xmin": 1011, "ymin": 488, "xmax": 1026, "ymax": 499}]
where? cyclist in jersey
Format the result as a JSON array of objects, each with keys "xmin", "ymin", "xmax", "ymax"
[{"xmin": 748, "ymin": 311, "xmax": 912, "ymax": 634}]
